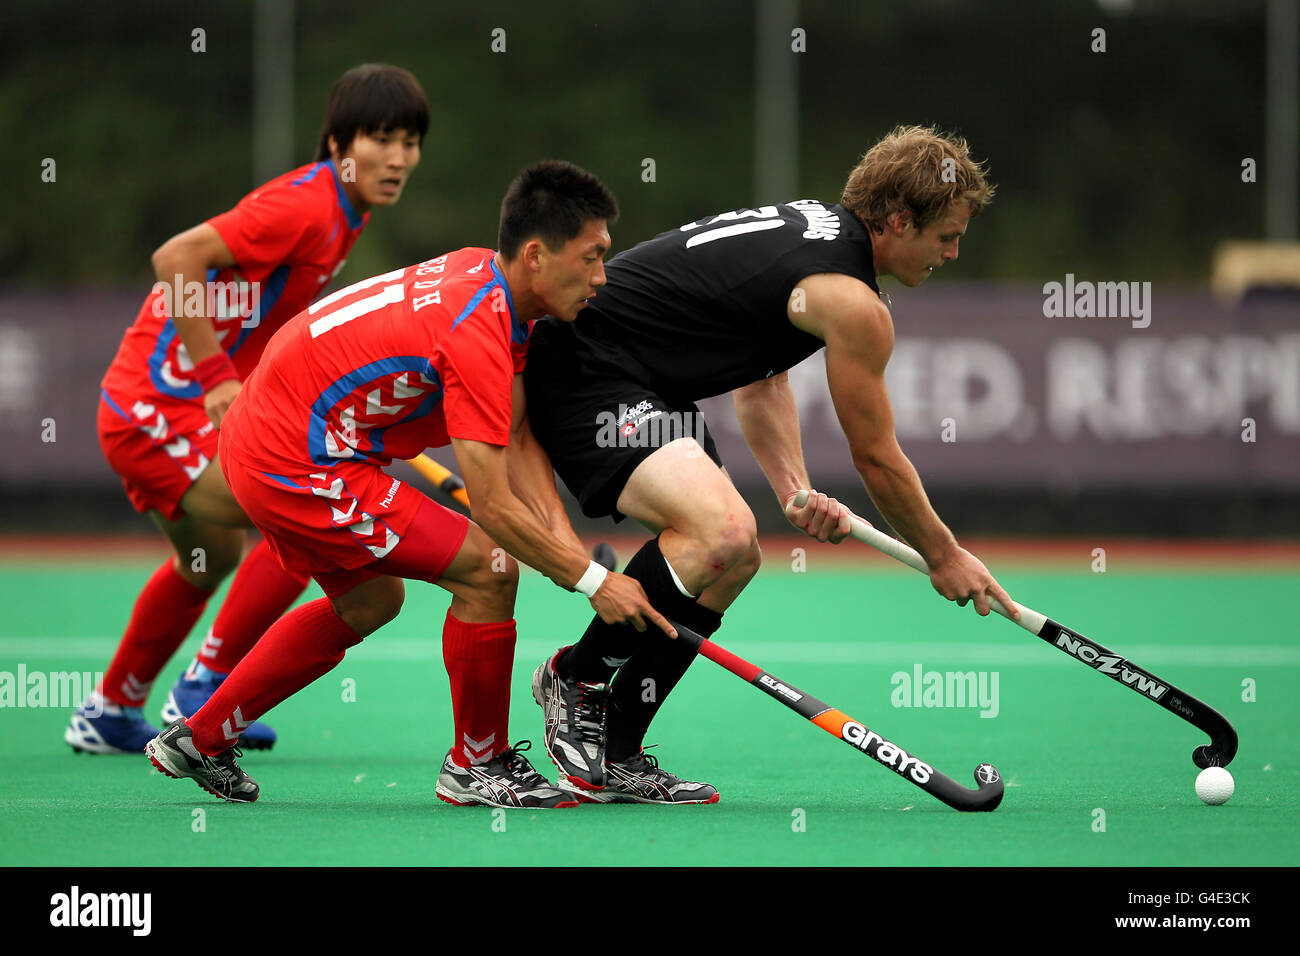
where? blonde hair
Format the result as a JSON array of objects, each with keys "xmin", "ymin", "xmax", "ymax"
[{"xmin": 841, "ymin": 125, "xmax": 995, "ymax": 231}]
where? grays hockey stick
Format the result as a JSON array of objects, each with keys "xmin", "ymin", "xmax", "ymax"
[
  {"xmin": 794, "ymin": 491, "xmax": 1238, "ymax": 768},
  {"xmin": 673, "ymin": 624, "xmax": 1004, "ymax": 811}
]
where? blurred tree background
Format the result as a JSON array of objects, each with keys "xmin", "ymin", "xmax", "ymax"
[{"xmin": 2, "ymin": 0, "xmax": 1280, "ymax": 290}]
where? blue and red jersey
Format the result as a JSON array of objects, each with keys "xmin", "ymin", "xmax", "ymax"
[
  {"xmin": 101, "ymin": 159, "xmax": 369, "ymax": 404},
  {"xmin": 220, "ymin": 248, "xmax": 532, "ymax": 478}
]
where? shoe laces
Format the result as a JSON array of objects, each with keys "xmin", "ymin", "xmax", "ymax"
[
  {"xmin": 570, "ymin": 683, "xmax": 609, "ymax": 746},
  {"xmin": 498, "ymin": 741, "xmax": 544, "ymax": 785},
  {"xmin": 202, "ymin": 747, "xmax": 244, "ymax": 787},
  {"xmin": 616, "ymin": 745, "xmax": 669, "ymax": 779}
]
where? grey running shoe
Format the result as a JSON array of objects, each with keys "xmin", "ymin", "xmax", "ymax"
[
  {"xmin": 531, "ymin": 647, "xmax": 610, "ymax": 791},
  {"xmin": 145, "ymin": 719, "xmax": 259, "ymax": 803},
  {"xmin": 436, "ymin": 741, "xmax": 579, "ymax": 809},
  {"xmin": 587, "ymin": 748, "xmax": 720, "ymax": 805}
]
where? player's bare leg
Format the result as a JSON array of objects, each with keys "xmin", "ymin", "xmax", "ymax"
[
  {"xmin": 150, "ymin": 510, "xmax": 246, "ymax": 589},
  {"xmin": 694, "ymin": 537, "xmax": 762, "ymax": 613},
  {"xmin": 431, "ymin": 521, "xmax": 519, "ymax": 624},
  {"xmin": 327, "ymin": 574, "xmax": 405, "ymax": 637},
  {"xmin": 616, "ymin": 437, "xmax": 761, "ymax": 605},
  {"xmin": 175, "ymin": 457, "xmax": 254, "ymax": 529}
]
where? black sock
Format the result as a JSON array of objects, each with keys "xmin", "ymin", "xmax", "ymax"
[
  {"xmin": 559, "ymin": 536, "xmax": 696, "ymax": 685},
  {"xmin": 606, "ymin": 583, "xmax": 723, "ymax": 763}
]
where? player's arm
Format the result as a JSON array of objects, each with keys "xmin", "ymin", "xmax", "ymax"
[
  {"xmin": 150, "ymin": 223, "xmax": 241, "ymax": 426},
  {"xmin": 505, "ymin": 373, "xmax": 586, "ymax": 555},
  {"xmin": 732, "ymin": 371, "xmax": 850, "ymax": 543},
  {"xmin": 452, "ymin": 435, "xmax": 676, "ymax": 637},
  {"xmin": 798, "ymin": 274, "xmax": 1017, "ymax": 617}
]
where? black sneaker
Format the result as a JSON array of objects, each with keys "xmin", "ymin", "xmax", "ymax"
[
  {"xmin": 531, "ymin": 647, "xmax": 610, "ymax": 791},
  {"xmin": 145, "ymin": 719, "xmax": 259, "ymax": 803},
  {"xmin": 436, "ymin": 741, "xmax": 579, "ymax": 809},
  {"xmin": 591, "ymin": 747, "xmax": 720, "ymax": 805}
]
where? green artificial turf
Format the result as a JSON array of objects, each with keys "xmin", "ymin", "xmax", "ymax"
[{"xmin": 2, "ymin": 559, "xmax": 1296, "ymax": 866}]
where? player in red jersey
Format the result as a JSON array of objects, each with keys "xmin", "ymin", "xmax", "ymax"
[
  {"xmin": 67, "ymin": 65, "xmax": 430, "ymax": 755},
  {"xmin": 145, "ymin": 160, "xmax": 675, "ymax": 808}
]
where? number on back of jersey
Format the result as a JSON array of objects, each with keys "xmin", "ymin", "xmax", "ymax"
[{"xmin": 678, "ymin": 206, "xmax": 783, "ymax": 248}]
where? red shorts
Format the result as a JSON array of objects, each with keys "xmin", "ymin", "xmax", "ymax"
[
  {"xmin": 98, "ymin": 389, "xmax": 218, "ymax": 521},
  {"xmin": 219, "ymin": 436, "xmax": 468, "ymax": 586}
]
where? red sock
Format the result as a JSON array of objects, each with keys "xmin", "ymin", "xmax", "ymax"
[
  {"xmin": 200, "ymin": 538, "xmax": 309, "ymax": 673},
  {"xmin": 100, "ymin": 560, "xmax": 211, "ymax": 707},
  {"xmin": 443, "ymin": 611, "xmax": 516, "ymax": 768},
  {"xmin": 188, "ymin": 598, "xmax": 361, "ymax": 754}
]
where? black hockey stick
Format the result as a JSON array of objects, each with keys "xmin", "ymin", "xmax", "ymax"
[
  {"xmin": 673, "ymin": 624, "xmax": 1004, "ymax": 812},
  {"xmin": 793, "ymin": 491, "xmax": 1238, "ymax": 768}
]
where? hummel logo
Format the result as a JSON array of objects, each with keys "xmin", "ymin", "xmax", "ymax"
[
  {"xmin": 198, "ymin": 631, "xmax": 223, "ymax": 659},
  {"xmin": 463, "ymin": 732, "xmax": 496, "ymax": 765},
  {"xmin": 121, "ymin": 673, "xmax": 150, "ymax": 705},
  {"xmin": 221, "ymin": 706, "xmax": 251, "ymax": 742}
]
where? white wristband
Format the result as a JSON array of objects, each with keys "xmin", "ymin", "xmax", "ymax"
[{"xmin": 573, "ymin": 560, "xmax": 608, "ymax": 598}]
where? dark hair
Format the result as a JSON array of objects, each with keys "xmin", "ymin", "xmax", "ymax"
[
  {"xmin": 314, "ymin": 64, "xmax": 430, "ymax": 162},
  {"xmin": 498, "ymin": 160, "xmax": 619, "ymax": 259}
]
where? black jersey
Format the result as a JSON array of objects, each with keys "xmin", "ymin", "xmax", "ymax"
[{"xmin": 529, "ymin": 200, "xmax": 879, "ymax": 402}]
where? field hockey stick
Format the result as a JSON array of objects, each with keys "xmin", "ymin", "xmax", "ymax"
[
  {"xmin": 406, "ymin": 454, "xmax": 470, "ymax": 508},
  {"xmin": 793, "ymin": 491, "xmax": 1238, "ymax": 768},
  {"xmin": 405, "ymin": 453, "xmax": 618, "ymax": 571},
  {"xmin": 673, "ymin": 623, "xmax": 1003, "ymax": 811}
]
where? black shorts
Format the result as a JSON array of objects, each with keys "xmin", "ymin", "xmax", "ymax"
[{"xmin": 523, "ymin": 332, "xmax": 723, "ymax": 521}]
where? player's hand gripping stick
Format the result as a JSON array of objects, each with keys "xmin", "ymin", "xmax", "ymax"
[{"xmin": 793, "ymin": 490, "xmax": 1237, "ymax": 768}]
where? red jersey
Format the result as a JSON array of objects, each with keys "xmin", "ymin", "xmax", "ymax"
[
  {"xmin": 221, "ymin": 249, "xmax": 532, "ymax": 477},
  {"xmin": 101, "ymin": 159, "xmax": 369, "ymax": 403}
]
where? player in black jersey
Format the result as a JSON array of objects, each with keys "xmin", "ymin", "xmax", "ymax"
[{"xmin": 525, "ymin": 125, "xmax": 1021, "ymax": 804}]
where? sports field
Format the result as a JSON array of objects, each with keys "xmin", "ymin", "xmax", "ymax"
[{"xmin": 1, "ymin": 540, "xmax": 1297, "ymax": 868}]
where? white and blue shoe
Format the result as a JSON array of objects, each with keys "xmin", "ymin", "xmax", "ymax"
[
  {"xmin": 161, "ymin": 661, "xmax": 277, "ymax": 751},
  {"xmin": 65, "ymin": 694, "xmax": 159, "ymax": 754}
]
